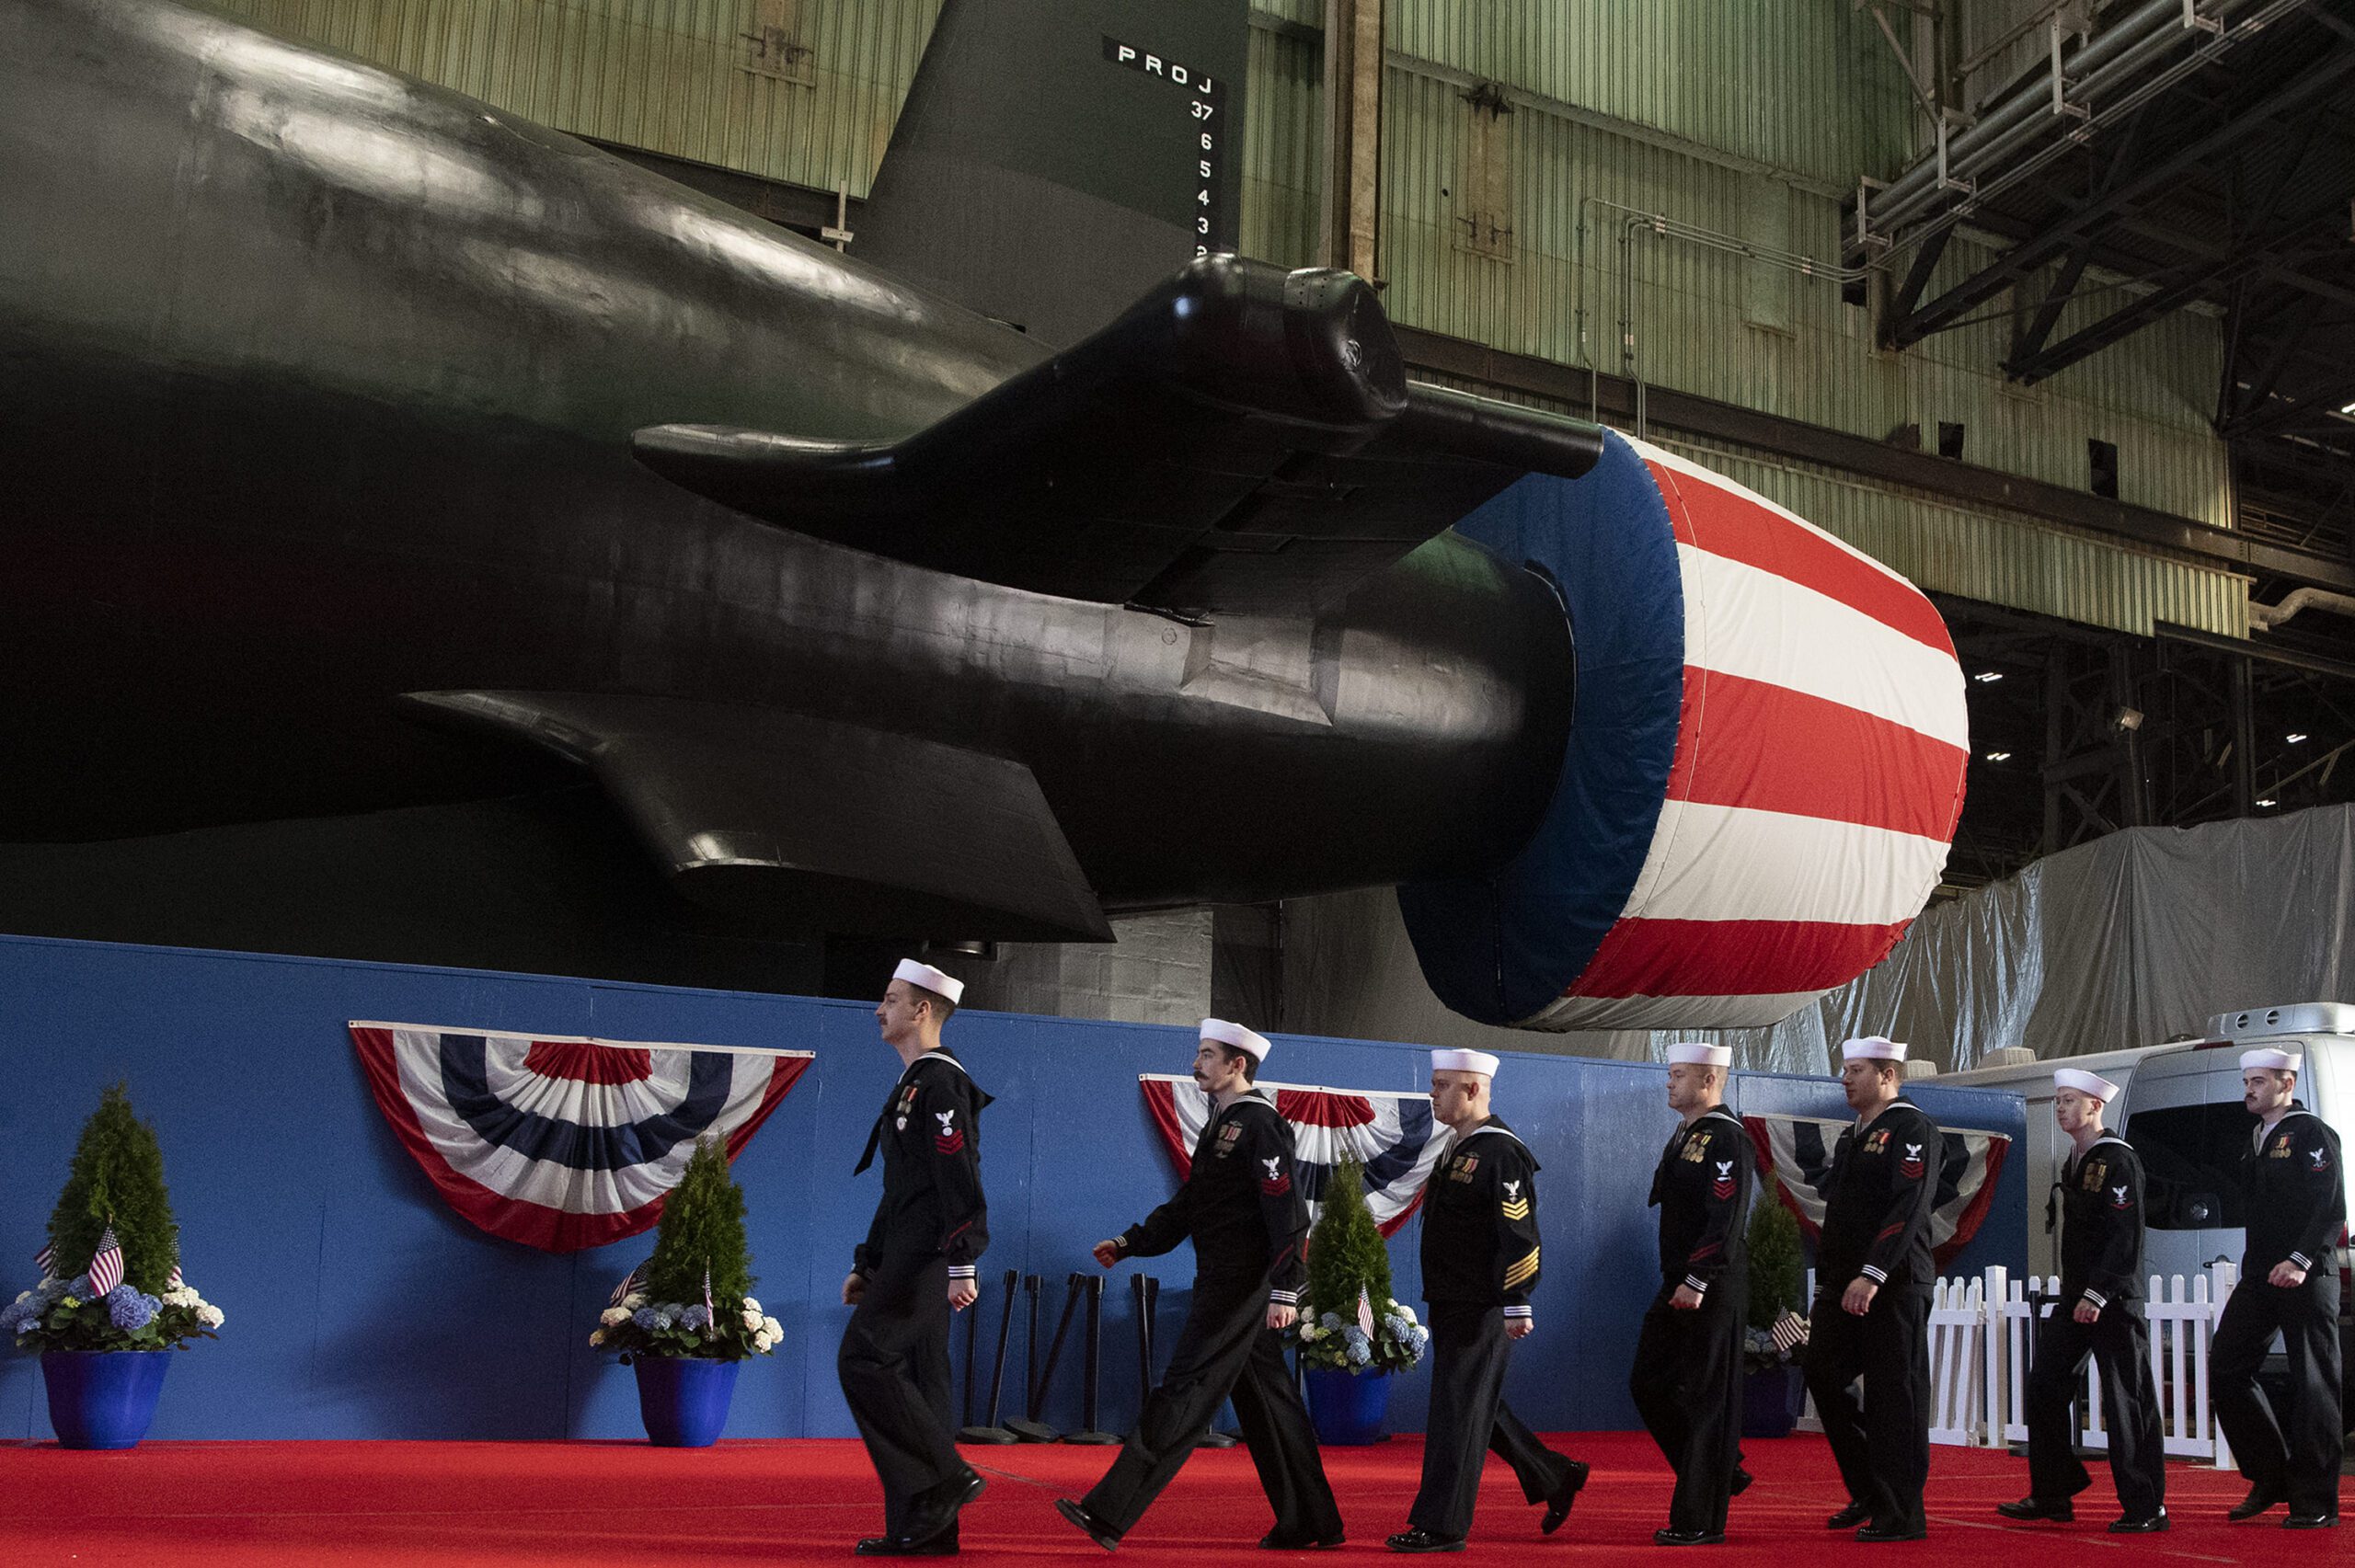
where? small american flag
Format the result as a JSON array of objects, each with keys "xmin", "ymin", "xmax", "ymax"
[
  {"xmin": 167, "ymin": 1265, "xmax": 183, "ymax": 1290},
  {"xmin": 1355, "ymin": 1284, "xmax": 1375, "ymax": 1338},
  {"xmin": 86, "ymin": 1227, "xmax": 125, "ymax": 1299},
  {"xmin": 703, "ymin": 1264, "xmax": 716, "ymax": 1326},
  {"xmin": 607, "ymin": 1260, "xmax": 647, "ymax": 1308},
  {"xmin": 1770, "ymin": 1310, "xmax": 1809, "ymax": 1355},
  {"xmin": 34, "ymin": 1242, "xmax": 54, "ymax": 1276}
]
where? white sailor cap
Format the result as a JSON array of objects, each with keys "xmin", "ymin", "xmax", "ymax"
[
  {"xmin": 1841, "ymin": 1036, "xmax": 1907, "ymax": 1062},
  {"xmin": 1666, "ymin": 1041, "xmax": 1732, "ymax": 1068},
  {"xmin": 2052, "ymin": 1067, "xmax": 2120, "ymax": 1101},
  {"xmin": 1430, "ymin": 1048, "xmax": 1500, "ymax": 1077},
  {"xmin": 1200, "ymin": 1018, "xmax": 1271, "ymax": 1062},
  {"xmin": 891, "ymin": 958, "xmax": 965, "ymax": 1006},
  {"xmin": 2239, "ymin": 1047, "xmax": 2301, "ymax": 1072}
]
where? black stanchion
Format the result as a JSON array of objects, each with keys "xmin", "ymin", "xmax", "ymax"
[
  {"xmin": 956, "ymin": 1267, "xmax": 1021, "ymax": 1444},
  {"xmin": 1007, "ymin": 1273, "xmax": 1085, "ymax": 1441},
  {"xmin": 1062, "ymin": 1273, "xmax": 1119, "ymax": 1445}
]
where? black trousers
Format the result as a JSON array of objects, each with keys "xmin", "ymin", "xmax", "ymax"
[
  {"xmin": 838, "ymin": 1253, "xmax": 962, "ymax": 1538},
  {"xmin": 1084, "ymin": 1271, "xmax": 1342, "ymax": 1541},
  {"xmin": 1408, "ymin": 1300, "xmax": 1578, "ymax": 1539},
  {"xmin": 1803, "ymin": 1282, "xmax": 1931, "ymax": 1533},
  {"xmin": 2024, "ymin": 1304, "xmax": 2165, "ymax": 1518},
  {"xmin": 2211, "ymin": 1268, "xmax": 2344, "ymax": 1517},
  {"xmin": 1630, "ymin": 1282, "xmax": 1746, "ymax": 1535}
]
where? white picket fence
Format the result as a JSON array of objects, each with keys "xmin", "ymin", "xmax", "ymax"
[{"xmin": 1798, "ymin": 1263, "xmax": 2238, "ymax": 1464}]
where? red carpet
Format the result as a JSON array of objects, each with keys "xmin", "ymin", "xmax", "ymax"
[{"xmin": 0, "ymin": 1432, "xmax": 2291, "ymax": 1565}]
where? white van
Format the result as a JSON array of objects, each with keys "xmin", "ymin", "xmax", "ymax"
[{"xmin": 2113, "ymin": 1004, "xmax": 2353, "ymax": 1277}]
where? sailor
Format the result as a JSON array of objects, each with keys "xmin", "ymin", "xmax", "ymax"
[
  {"xmin": 1995, "ymin": 1068, "xmax": 2166, "ymax": 1533},
  {"xmin": 2211, "ymin": 1046, "xmax": 2344, "ymax": 1529},
  {"xmin": 1385, "ymin": 1049, "xmax": 1588, "ymax": 1554},
  {"xmin": 1056, "ymin": 1021, "xmax": 1345, "ymax": 1552},
  {"xmin": 1801, "ymin": 1036, "xmax": 1943, "ymax": 1544},
  {"xmin": 840, "ymin": 958, "xmax": 992, "ymax": 1557},
  {"xmin": 1630, "ymin": 1042, "xmax": 1752, "ymax": 1547}
]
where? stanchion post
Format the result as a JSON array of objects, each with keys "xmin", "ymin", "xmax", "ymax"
[{"xmin": 956, "ymin": 1267, "xmax": 1021, "ymax": 1444}]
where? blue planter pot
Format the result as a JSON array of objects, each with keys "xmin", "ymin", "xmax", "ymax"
[
  {"xmin": 1303, "ymin": 1366, "xmax": 1389, "ymax": 1446},
  {"xmin": 1740, "ymin": 1365, "xmax": 1804, "ymax": 1439},
  {"xmin": 41, "ymin": 1350, "xmax": 172, "ymax": 1449},
  {"xmin": 633, "ymin": 1356, "xmax": 741, "ymax": 1447}
]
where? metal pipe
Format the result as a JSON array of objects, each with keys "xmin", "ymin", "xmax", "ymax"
[
  {"xmin": 2248, "ymin": 586, "xmax": 2355, "ymax": 630},
  {"xmin": 1871, "ymin": 0, "xmax": 2288, "ymax": 235}
]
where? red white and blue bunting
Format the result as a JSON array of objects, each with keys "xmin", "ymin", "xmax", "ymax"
[
  {"xmin": 350, "ymin": 1023, "xmax": 810, "ymax": 1253},
  {"xmin": 1139, "ymin": 1074, "xmax": 1449, "ymax": 1237},
  {"xmin": 1743, "ymin": 1113, "xmax": 2009, "ymax": 1270}
]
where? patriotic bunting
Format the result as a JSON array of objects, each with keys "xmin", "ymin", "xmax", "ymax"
[
  {"xmin": 1744, "ymin": 1113, "xmax": 2009, "ymax": 1269},
  {"xmin": 1138, "ymin": 1075, "xmax": 1450, "ymax": 1236},
  {"xmin": 350, "ymin": 1023, "xmax": 810, "ymax": 1253}
]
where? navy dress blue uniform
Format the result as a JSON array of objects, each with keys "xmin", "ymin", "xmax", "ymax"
[
  {"xmin": 1801, "ymin": 1097, "xmax": 1943, "ymax": 1536},
  {"xmin": 841, "ymin": 1046, "xmax": 992, "ymax": 1543},
  {"xmin": 1631, "ymin": 1106, "xmax": 1752, "ymax": 1538},
  {"xmin": 1081, "ymin": 1094, "xmax": 1342, "ymax": 1544},
  {"xmin": 2211, "ymin": 1105, "xmax": 2345, "ymax": 1522},
  {"xmin": 2024, "ymin": 1135, "xmax": 2165, "ymax": 1519},
  {"xmin": 1408, "ymin": 1116, "xmax": 1580, "ymax": 1542}
]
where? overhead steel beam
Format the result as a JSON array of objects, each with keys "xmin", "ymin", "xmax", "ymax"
[
  {"xmin": 1392, "ymin": 324, "xmax": 2355, "ymax": 594},
  {"xmin": 1888, "ymin": 48, "xmax": 2355, "ymax": 348}
]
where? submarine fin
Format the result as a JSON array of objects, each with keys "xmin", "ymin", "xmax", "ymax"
[
  {"xmin": 632, "ymin": 255, "xmax": 1603, "ymax": 617},
  {"xmin": 401, "ymin": 692, "xmax": 1114, "ymax": 943}
]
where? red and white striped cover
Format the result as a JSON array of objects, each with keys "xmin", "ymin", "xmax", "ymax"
[{"xmin": 1523, "ymin": 441, "xmax": 1970, "ymax": 1030}]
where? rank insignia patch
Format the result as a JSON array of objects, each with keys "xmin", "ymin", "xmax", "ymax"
[
  {"xmin": 933, "ymin": 1108, "xmax": 964, "ymax": 1155},
  {"xmin": 2310, "ymin": 1146, "xmax": 2332, "ymax": 1173},
  {"xmin": 1899, "ymin": 1141, "xmax": 1925, "ymax": 1179},
  {"xmin": 1712, "ymin": 1161, "xmax": 1736, "ymax": 1200},
  {"xmin": 2109, "ymin": 1184, "xmax": 2131, "ymax": 1209},
  {"xmin": 1258, "ymin": 1156, "xmax": 1292, "ymax": 1196}
]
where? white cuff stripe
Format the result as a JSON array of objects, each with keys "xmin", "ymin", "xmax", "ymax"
[
  {"xmin": 1860, "ymin": 1265, "xmax": 1889, "ymax": 1283},
  {"xmin": 947, "ymin": 1265, "xmax": 977, "ymax": 1278},
  {"xmin": 2082, "ymin": 1290, "xmax": 2106, "ymax": 1308},
  {"xmin": 1268, "ymin": 1289, "xmax": 1300, "ymax": 1303},
  {"xmin": 1683, "ymin": 1276, "xmax": 1709, "ymax": 1293},
  {"xmin": 2288, "ymin": 1252, "xmax": 2311, "ymax": 1269},
  {"xmin": 1502, "ymin": 1306, "xmax": 1533, "ymax": 1318}
]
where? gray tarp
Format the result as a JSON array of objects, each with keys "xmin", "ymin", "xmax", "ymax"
[{"xmin": 1283, "ymin": 804, "xmax": 2355, "ymax": 1073}]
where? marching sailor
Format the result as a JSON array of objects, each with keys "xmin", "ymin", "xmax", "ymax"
[
  {"xmin": 1385, "ymin": 1049, "xmax": 1587, "ymax": 1554},
  {"xmin": 1630, "ymin": 1042, "xmax": 1752, "ymax": 1547},
  {"xmin": 1057, "ymin": 1020, "xmax": 1344, "ymax": 1553},
  {"xmin": 1801, "ymin": 1036, "xmax": 1943, "ymax": 1544},
  {"xmin": 840, "ymin": 958, "xmax": 992, "ymax": 1557},
  {"xmin": 2212, "ymin": 1046, "xmax": 2344, "ymax": 1529},
  {"xmin": 1996, "ymin": 1068, "xmax": 2167, "ymax": 1532}
]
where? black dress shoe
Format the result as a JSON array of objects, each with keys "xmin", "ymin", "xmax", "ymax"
[
  {"xmin": 2227, "ymin": 1485, "xmax": 2285, "ymax": 1521},
  {"xmin": 854, "ymin": 1537, "xmax": 958, "ymax": 1557},
  {"xmin": 2283, "ymin": 1513, "xmax": 2339, "ymax": 1529},
  {"xmin": 1054, "ymin": 1498, "xmax": 1121, "ymax": 1552},
  {"xmin": 2108, "ymin": 1512, "xmax": 2168, "ymax": 1533},
  {"xmin": 1654, "ymin": 1528, "xmax": 1726, "ymax": 1546},
  {"xmin": 1259, "ymin": 1528, "xmax": 1346, "ymax": 1550},
  {"xmin": 1541, "ymin": 1459, "xmax": 1591, "ymax": 1534},
  {"xmin": 1384, "ymin": 1528, "xmax": 1465, "ymax": 1553},
  {"xmin": 1994, "ymin": 1495, "xmax": 2074, "ymax": 1522},
  {"xmin": 1730, "ymin": 1467, "xmax": 1753, "ymax": 1498},
  {"xmin": 1826, "ymin": 1502, "xmax": 1871, "ymax": 1530},
  {"xmin": 1856, "ymin": 1521, "xmax": 1928, "ymax": 1543}
]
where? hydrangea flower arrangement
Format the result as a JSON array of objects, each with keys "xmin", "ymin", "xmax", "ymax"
[
  {"xmin": 7, "ymin": 1083, "xmax": 224, "ymax": 1356},
  {"xmin": 1296, "ymin": 1297, "xmax": 1429, "ymax": 1374},
  {"xmin": 590, "ymin": 1136, "xmax": 778, "ymax": 1363},
  {"xmin": 4, "ymin": 1270, "xmax": 225, "ymax": 1354}
]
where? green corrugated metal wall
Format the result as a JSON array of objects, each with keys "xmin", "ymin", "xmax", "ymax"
[
  {"xmin": 1242, "ymin": 3, "xmax": 2246, "ymax": 636},
  {"xmin": 212, "ymin": 0, "xmax": 941, "ymax": 199}
]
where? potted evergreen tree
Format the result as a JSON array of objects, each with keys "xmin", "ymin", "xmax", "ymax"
[
  {"xmin": 1740, "ymin": 1198, "xmax": 1808, "ymax": 1438},
  {"xmin": 1297, "ymin": 1155, "xmax": 1427, "ymax": 1445},
  {"xmin": 2, "ymin": 1084, "xmax": 225, "ymax": 1448},
  {"xmin": 590, "ymin": 1137, "xmax": 780, "ymax": 1447}
]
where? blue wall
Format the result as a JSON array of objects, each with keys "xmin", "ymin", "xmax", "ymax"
[{"xmin": 0, "ymin": 934, "xmax": 2027, "ymax": 1440}]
